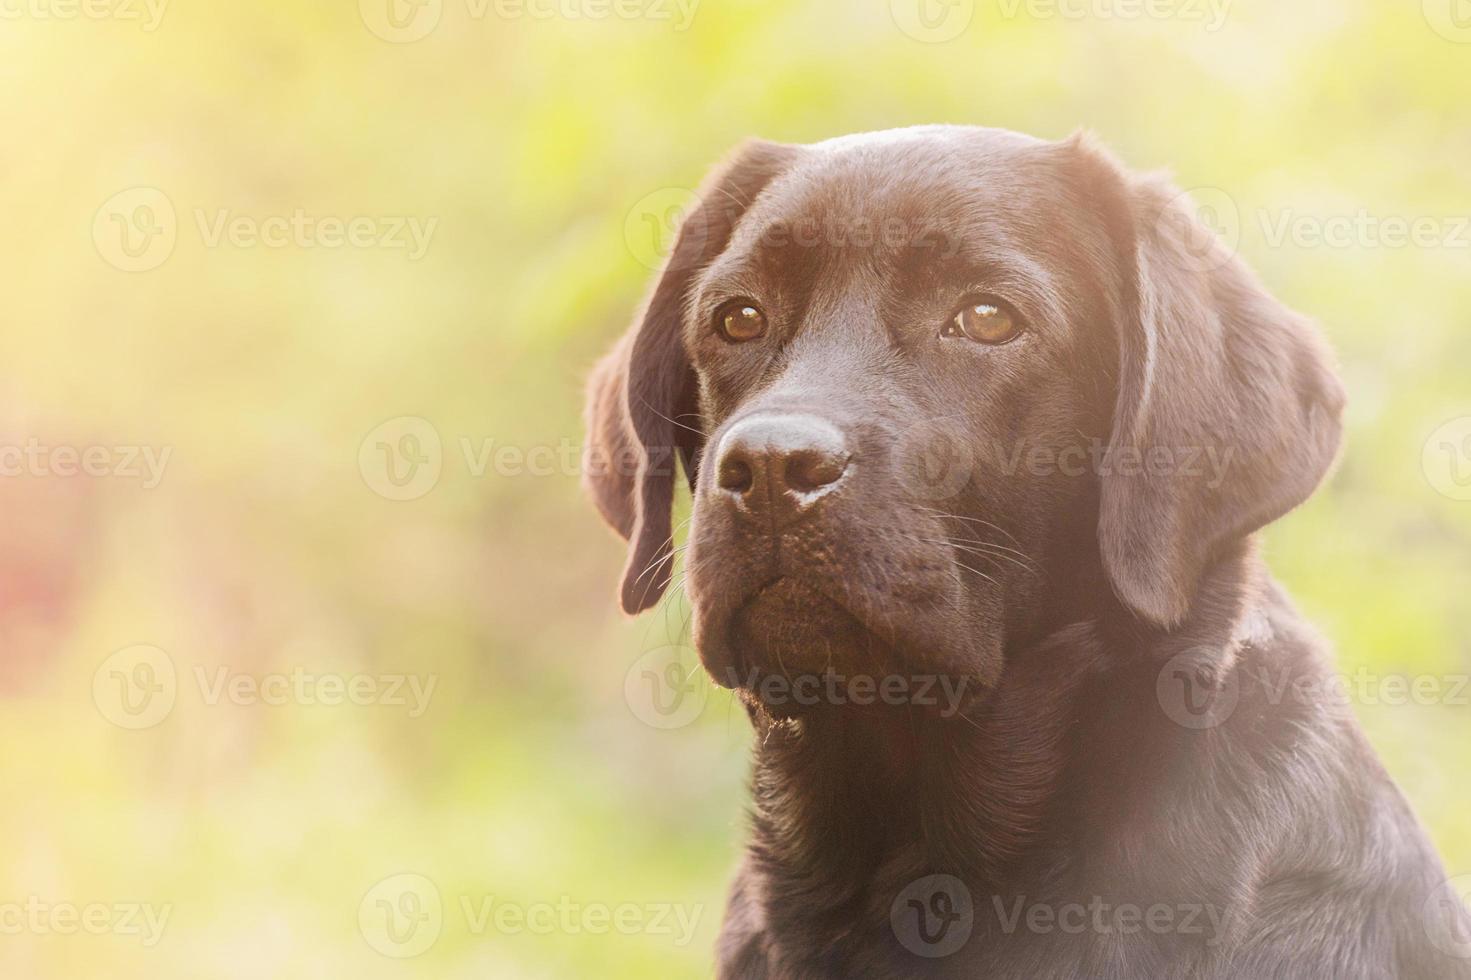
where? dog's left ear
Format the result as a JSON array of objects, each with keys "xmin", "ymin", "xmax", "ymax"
[
  {"xmin": 1065, "ymin": 133, "xmax": 1346, "ymax": 629},
  {"xmin": 584, "ymin": 140, "xmax": 799, "ymax": 615}
]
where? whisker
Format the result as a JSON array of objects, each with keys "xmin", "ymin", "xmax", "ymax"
[
  {"xmin": 635, "ymin": 397, "xmax": 705, "ymax": 438},
  {"xmin": 950, "ymin": 558, "xmax": 1000, "ymax": 589}
]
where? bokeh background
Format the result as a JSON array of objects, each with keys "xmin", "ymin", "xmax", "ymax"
[{"xmin": 2, "ymin": 0, "xmax": 1469, "ymax": 975}]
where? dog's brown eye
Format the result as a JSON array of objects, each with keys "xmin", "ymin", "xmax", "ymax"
[
  {"xmin": 717, "ymin": 301, "xmax": 768, "ymax": 343},
  {"xmin": 943, "ymin": 297, "xmax": 1024, "ymax": 345}
]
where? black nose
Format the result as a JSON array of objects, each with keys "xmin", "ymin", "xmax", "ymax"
[{"xmin": 714, "ymin": 414, "xmax": 850, "ymax": 521}]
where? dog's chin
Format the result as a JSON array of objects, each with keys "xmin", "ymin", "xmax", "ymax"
[
  {"xmin": 695, "ymin": 577, "xmax": 987, "ymax": 721},
  {"xmin": 733, "ymin": 577, "xmax": 873, "ymax": 670}
]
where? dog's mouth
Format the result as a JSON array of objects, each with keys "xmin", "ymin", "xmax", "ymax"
[{"xmin": 687, "ymin": 505, "xmax": 1010, "ymax": 715}]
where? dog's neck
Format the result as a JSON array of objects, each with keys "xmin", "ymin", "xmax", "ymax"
[
  {"xmin": 744, "ymin": 623, "xmax": 1106, "ymax": 900},
  {"xmin": 741, "ymin": 545, "xmax": 1261, "ymax": 905}
]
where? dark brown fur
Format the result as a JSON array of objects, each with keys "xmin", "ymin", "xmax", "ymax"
[{"xmin": 584, "ymin": 126, "xmax": 1470, "ymax": 978}]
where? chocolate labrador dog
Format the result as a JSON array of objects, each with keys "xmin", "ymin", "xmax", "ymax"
[{"xmin": 583, "ymin": 126, "xmax": 1470, "ymax": 978}]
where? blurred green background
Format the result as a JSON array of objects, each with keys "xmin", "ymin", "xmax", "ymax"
[{"xmin": 2, "ymin": 0, "xmax": 1469, "ymax": 975}]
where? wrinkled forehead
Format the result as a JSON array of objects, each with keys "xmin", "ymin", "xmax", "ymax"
[{"xmin": 698, "ymin": 129, "xmax": 1088, "ymax": 318}]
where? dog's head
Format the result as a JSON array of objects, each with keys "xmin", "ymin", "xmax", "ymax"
[{"xmin": 585, "ymin": 126, "xmax": 1343, "ymax": 711}]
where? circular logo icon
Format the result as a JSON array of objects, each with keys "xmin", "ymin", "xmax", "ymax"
[
  {"xmin": 625, "ymin": 644, "xmax": 709, "ymax": 730},
  {"xmin": 1424, "ymin": 417, "xmax": 1471, "ymax": 501},
  {"xmin": 93, "ymin": 645, "xmax": 178, "ymax": 730},
  {"xmin": 1156, "ymin": 648, "xmax": 1240, "ymax": 730},
  {"xmin": 1149, "ymin": 185, "xmax": 1241, "ymax": 275},
  {"xmin": 1424, "ymin": 0, "xmax": 1471, "ymax": 43},
  {"xmin": 894, "ymin": 419, "xmax": 975, "ymax": 502},
  {"xmin": 624, "ymin": 187, "xmax": 703, "ymax": 272},
  {"xmin": 890, "ymin": 0, "xmax": 975, "ymax": 43},
  {"xmin": 359, "ymin": 0, "xmax": 443, "ymax": 42},
  {"xmin": 93, "ymin": 187, "xmax": 177, "ymax": 273},
  {"xmin": 359, "ymin": 873, "xmax": 443, "ymax": 958},
  {"xmin": 1425, "ymin": 874, "xmax": 1471, "ymax": 959},
  {"xmin": 359, "ymin": 416, "xmax": 443, "ymax": 501},
  {"xmin": 891, "ymin": 874, "xmax": 974, "ymax": 958}
]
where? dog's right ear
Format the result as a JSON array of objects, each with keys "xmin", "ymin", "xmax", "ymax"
[
  {"xmin": 584, "ymin": 140, "xmax": 799, "ymax": 616},
  {"xmin": 1063, "ymin": 132, "xmax": 1345, "ymax": 629}
]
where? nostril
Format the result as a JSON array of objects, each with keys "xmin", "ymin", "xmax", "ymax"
[
  {"xmin": 718, "ymin": 456, "xmax": 755, "ymax": 495},
  {"xmin": 784, "ymin": 449, "xmax": 849, "ymax": 494}
]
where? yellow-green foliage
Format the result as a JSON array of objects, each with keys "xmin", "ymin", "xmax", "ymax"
[{"xmin": 1, "ymin": 1, "xmax": 1467, "ymax": 976}]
